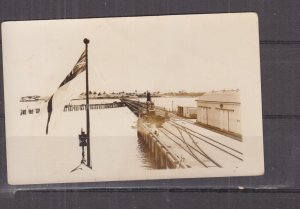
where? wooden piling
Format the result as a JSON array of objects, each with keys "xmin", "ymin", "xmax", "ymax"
[{"xmin": 137, "ymin": 126, "xmax": 180, "ymax": 169}]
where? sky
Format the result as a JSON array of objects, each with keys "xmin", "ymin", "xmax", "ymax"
[{"xmin": 2, "ymin": 13, "xmax": 260, "ymax": 98}]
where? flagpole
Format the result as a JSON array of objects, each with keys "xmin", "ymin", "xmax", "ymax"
[{"xmin": 84, "ymin": 38, "xmax": 91, "ymax": 168}]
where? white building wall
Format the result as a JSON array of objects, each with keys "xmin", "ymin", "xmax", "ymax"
[
  {"xmin": 225, "ymin": 103, "xmax": 241, "ymax": 134},
  {"xmin": 196, "ymin": 101, "xmax": 241, "ymax": 135},
  {"xmin": 207, "ymin": 103, "xmax": 219, "ymax": 127}
]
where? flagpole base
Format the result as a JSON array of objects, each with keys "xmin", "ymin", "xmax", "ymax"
[{"xmin": 70, "ymin": 162, "xmax": 92, "ymax": 173}]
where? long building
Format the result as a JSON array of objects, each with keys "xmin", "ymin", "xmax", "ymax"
[{"xmin": 196, "ymin": 90, "xmax": 242, "ymax": 139}]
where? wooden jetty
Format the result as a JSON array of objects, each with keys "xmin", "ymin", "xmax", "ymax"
[
  {"xmin": 122, "ymin": 98, "xmax": 243, "ymax": 169},
  {"xmin": 63, "ymin": 102, "xmax": 125, "ymax": 112}
]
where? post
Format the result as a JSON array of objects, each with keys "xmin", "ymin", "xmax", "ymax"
[
  {"xmin": 172, "ymin": 100, "xmax": 174, "ymax": 112},
  {"xmin": 84, "ymin": 38, "xmax": 91, "ymax": 168}
]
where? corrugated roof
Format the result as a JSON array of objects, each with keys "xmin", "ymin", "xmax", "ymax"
[{"xmin": 196, "ymin": 90, "xmax": 240, "ymax": 103}]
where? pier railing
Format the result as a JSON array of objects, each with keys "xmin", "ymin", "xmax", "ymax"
[
  {"xmin": 63, "ymin": 102, "xmax": 125, "ymax": 112},
  {"xmin": 20, "ymin": 102, "xmax": 125, "ymax": 115}
]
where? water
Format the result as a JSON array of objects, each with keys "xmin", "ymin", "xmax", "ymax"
[
  {"xmin": 8, "ymin": 97, "xmax": 199, "ymax": 183},
  {"xmin": 136, "ymin": 136, "xmax": 158, "ymax": 169}
]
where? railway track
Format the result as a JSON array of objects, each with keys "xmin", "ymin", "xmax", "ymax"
[
  {"xmin": 158, "ymin": 127, "xmax": 221, "ymax": 168},
  {"xmin": 123, "ymin": 99, "xmax": 244, "ymax": 169},
  {"xmin": 167, "ymin": 119, "xmax": 243, "ymax": 161},
  {"xmin": 170, "ymin": 115, "xmax": 195, "ymax": 124}
]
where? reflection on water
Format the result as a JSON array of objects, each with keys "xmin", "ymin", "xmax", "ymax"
[
  {"xmin": 136, "ymin": 136, "xmax": 156, "ymax": 169},
  {"xmin": 136, "ymin": 136, "xmax": 168, "ymax": 170}
]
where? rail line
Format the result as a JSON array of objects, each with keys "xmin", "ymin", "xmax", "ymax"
[
  {"xmin": 159, "ymin": 127, "xmax": 220, "ymax": 168},
  {"xmin": 171, "ymin": 116, "xmax": 195, "ymax": 125},
  {"xmin": 159, "ymin": 128, "xmax": 208, "ymax": 167},
  {"xmin": 169, "ymin": 118, "xmax": 243, "ymax": 155},
  {"xmin": 176, "ymin": 125, "xmax": 222, "ymax": 167},
  {"xmin": 166, "ymin": 120, "xmax": 243, "ymax": 161},
  {"xmin": 123, "ymin": 99, "xmax": 243, "ymax": 168}
]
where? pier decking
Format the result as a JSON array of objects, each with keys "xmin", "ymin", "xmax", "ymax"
[
  {"xmin": 63, "ymin": 102, "xmax": 125, "ymax": 112},
  {"xmin": 123, "ymin": 98, "xmax": 243, "ymax": 169}
]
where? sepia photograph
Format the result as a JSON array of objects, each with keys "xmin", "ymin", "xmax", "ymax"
[{"xmin": 2, "ymin": 13, "xmax": 264, "ymax": 185}]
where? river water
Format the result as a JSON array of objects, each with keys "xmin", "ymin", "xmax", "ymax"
[{"xmin": 7, "ymin": 97, "xmax": 197, "ymax": 184}]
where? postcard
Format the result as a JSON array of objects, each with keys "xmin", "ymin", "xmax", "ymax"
[{"xmin": 1, "ymin": 13, "xmax": 264, "ymax": 185}]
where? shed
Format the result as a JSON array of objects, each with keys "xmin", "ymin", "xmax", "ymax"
[{"xmin": 196, "ymin": 90, "xmax": 242, "ymax": 137}]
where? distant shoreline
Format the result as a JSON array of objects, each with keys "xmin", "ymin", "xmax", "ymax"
[{"xmin": 20, "ymin": 94, "xmax": 204, "ymax": 102}]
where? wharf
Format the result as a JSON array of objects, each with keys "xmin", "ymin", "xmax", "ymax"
[{"xmin": 124, "ymin": 98, "xmax": 243, "ymax": 169}]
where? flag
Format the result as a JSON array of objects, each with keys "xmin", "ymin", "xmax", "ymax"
[{"xmin": 46, "ymin": 50, "xmax": 86, "ymax": 134}]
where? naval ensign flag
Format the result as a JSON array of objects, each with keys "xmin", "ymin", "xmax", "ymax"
[{"xmin": 46, "ymin": 50, "xmax": 86, "ymax": 134}]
